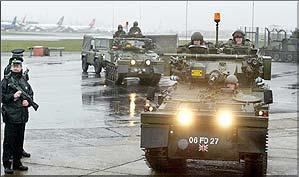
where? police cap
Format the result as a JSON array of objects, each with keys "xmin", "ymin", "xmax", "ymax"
[
  {"xmin": 11, "ymin": 58, "xmax": 23, "ymax": 65},
  {"xmin": 9, "ymin": 48, "xmax": 24, "ymax": 64},
  {"xmin": 11, "ymin": 48, "xmax": 25, "ymax": 58}
]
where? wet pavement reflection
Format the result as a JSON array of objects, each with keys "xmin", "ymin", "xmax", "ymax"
[{"xmin": 80, "ymin": 72, "xmax": 173, "ymax": 128}]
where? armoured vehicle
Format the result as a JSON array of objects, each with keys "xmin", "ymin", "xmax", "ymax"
[
  {"xmin": 81, "ymin": 35, "xmax": 165, "ymax": 85},
  {"xmin": 258, "ymin": 28, "xmax": 298, "ymax": 62},
  {"xmin": 141, "ymin": 42, "xmax": 273, "ymax": 176},
  {"xmin": 81, "ymin": 35, "xmax": 105, "ymax": 75}
]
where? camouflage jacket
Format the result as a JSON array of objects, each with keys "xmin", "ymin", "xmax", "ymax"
[
  {"xmin": 222, "ymin": 39, "xmax": 253, "ymax": 48},
  {"xmin": 177, "ymin": 41, "xmax": 216, "ymax": 54},
  {"xmin": 128, "ymin": 27, "xmax": 142, "ymax": 36},
  {"xmin": 220, "ymin": 39, "xmax": 256, "ymax": 55},
  {"xmin": 113, "ymin": 30, "xmax": 126, "ymax": 38}
]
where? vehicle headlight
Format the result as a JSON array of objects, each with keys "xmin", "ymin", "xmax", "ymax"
[
  {"xmin": 177, "ymin": 109, "xmax": 193, "ymax": 126},
  {"xmin": 130, "ymin": 59, "xmax": 136, "ymax": 66},
  {"xmin": 217, "ymin": 110, "xmax": 233, "ymax": 128},
  {"xmin": 258, "ymin": 110, "xmax": 264, "ymax": 116},
  {"xmin": 145, "ymin": 59, "xmax": 151, "ymax": 66},
  {"xmin": 149, "ymin": 106, "xmax": 154, "ymax": 112}
]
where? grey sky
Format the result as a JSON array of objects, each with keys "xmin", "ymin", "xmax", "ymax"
[{"xmin": 1, "ymin": 1, "xmax": 297, "ymax": 32}]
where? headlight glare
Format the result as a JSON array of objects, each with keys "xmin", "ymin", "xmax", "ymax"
[
  {"xmin": 258, "ymin": 110, "xmax": 264, "ymax": 116},
  {"xmin": 145, "ymin": 59, "xmax": 151, "ymax": 66},
  {"xmin": 217, "ymin": 110, "xmax": 233, "ymax": 128},
  {"xmin": 177, "ymin": 109, "xmax": 193, "ymax": 126},
  {"xmin": 130, "ymin": 59, "xmax": 136, "ymax": 66}
]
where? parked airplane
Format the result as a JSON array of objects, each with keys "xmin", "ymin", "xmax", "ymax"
[
  {"xmin": 1, "ymin": 16, "xmax": 17, "ymax": 31},
  {"xmin": 24, "ymin": 16, "xmax": 64, "ymax": 32},
  {"xmin": 18, "ymin": 15, "xmax": 27, "ymax": 26},
  {"xmin": 61, "ymin": 18, "xmax": 96, "ymax": 32}
]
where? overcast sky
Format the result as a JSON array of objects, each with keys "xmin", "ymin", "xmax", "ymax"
[{"xmin": 1, "ymin": 1, "xmax": 297, "ymax": 32}]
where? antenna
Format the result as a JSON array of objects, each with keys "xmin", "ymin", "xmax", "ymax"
[
  {"xmin": 139, "ymin": 1, "xmax": 142, "ymax": 24},
  {"xmin": 251, "ymin": 1, "xmax": 255, "ymax": 41},
  {"xmin": 112, "ymin": 3, "xmax": 115, "ymax": 30},
  {"xmin": 185, "ymin": 0, "xmax": 188, "ymax": 41}
]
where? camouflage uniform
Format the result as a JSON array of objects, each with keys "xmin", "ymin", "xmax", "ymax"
[
  {"xmin": 114, "ymin": 30, "xmax": 126, "ymax": 38},
  {"xmin": 221, "ymin": 30, "xmax": 255, "ymax": 55},
  {"xmin": 113, "ymin": 25, "xmax": 126, "ymax": 38},
  {"xmin": 177, "ymin": 32, "xmax": 211, "ymax": 54},
  {"xmin": 224, "ymin": 39, "xmax": 253, "ymax": 48},
  {"xmin": 128, "ymin": 21, "xmax": 142, "ymax": 37},
  {"xmin": 223, "ymin": 30, "xmax": 253, "ymax": 48}
]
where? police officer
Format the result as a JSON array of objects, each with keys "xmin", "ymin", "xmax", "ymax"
[
  {"xmin": 2, "ymin": 58, "xmax": 34, "ymax": 174},
  {"xmin": 113, "ymin": 25, "xmax": 126, "ymax": 38},
  {"xmin": 4, "ymin": 49, "xmax": 28, "ymax": 78},
  {"xmin": 128, "ymin": 21, "xmax": 142, "ymax": 37},
  {"xmin": 4, "ymin": 49, "xmax": 31, "ymax": 159}
]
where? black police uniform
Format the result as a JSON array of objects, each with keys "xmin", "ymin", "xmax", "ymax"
[
  {"xmin": 4, "ymin": 49, "xmax": 31, "ymax": 160},
  {"xmin": 1, "ymin": 58, "xmax": 33, "ymax": 173}
]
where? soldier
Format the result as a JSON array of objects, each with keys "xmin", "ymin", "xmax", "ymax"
[
  {"xmin": 113, "ymin": 25, "xmax": 126, "ymax": 38},
  {"xmin": 227, "ymin": 30, "xmax": 253, "ymax": 47},
  {"xmin": 224, "ymin": 74, "xmax": 239, "ymax": 90},
  {"xmin": 128, "ymin": 21, "xmax": 142, "ymax": 37},
  {"xmin": 1, "ymin": 58, "xmax": 34, "ymax": 174},
  {"xmin": 177, "ymin": 32, "xmax": 208, "ymax": 53},
  {"xmin": 190, "ymin": 32, "xmax": 206, "ymax": 46}
]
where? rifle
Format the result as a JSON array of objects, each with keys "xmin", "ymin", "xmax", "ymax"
[
  {"xmin": 8, "ymin": 77, "xmax": 39, "ymax": 111},
  {"xmin": 23, "ymin": 68, "xmax": 29, "ymax": 81}
]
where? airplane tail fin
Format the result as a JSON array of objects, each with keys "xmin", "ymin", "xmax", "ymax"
[
  {"xmin": 89, "ymin": 19, "xmax": 95, "ymax": 28},
  {"xmin": 57, "ymin": 16, "xmax": 64, "ymax": 26},
  {"xmin": 12, "ymin": 16, "xmax": 17, "ymax": 26},
  {"xmin": 22, "ymin": 15, "xmax": 27, "ymax": 24}
]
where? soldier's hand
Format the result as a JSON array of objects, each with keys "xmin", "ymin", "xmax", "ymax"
[
  {"xmin": 22, "ymin": 100, "xmax": 29, "ymax": 107},
  {"xmin": 14, "ymin": 91, "xmax": 22, "ymax": 98}
]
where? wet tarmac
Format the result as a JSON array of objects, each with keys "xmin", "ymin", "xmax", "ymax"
[{"xmin": 0, "ymin": 52, "xmax": 297, "ymax": 175}]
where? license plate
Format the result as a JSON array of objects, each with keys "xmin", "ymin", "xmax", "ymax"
[
  {"xmin": 191, "ymin": 70, "xmax": 203, "ymax": 77},
  {"xmin": 188, "ymin": 136, "xmax": 220, "ymax": 152}
]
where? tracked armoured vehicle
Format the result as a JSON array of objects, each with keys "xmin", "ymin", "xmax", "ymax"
[
  {"xmin": 105, "ymin": 37, "xmax": 164, "ymax": 85},
  {"xmin": 258, "ymin": 28, "xmax": 298, "ymax": 62},
  {"xmin": 81, "ymin": 35, "xmax": 105, "ymax": 75},
  {"xmin": 141, "ymin": 52, "xmax": 273, "ymax": 177},
  {"xmin": 140, "ymin": 15, "xmax": 273, "ymax": 177},
  {"xmin": 81, "ymin": 35, "xmax": 165, "ymax": 85}
]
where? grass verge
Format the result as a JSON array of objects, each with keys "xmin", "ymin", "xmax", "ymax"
[{"xmin": 1, "ymin": 39, "xmax": 82, "ymax": 52}]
